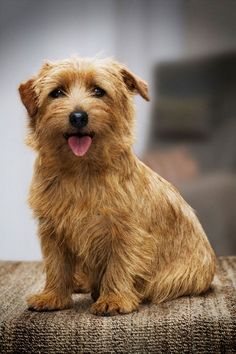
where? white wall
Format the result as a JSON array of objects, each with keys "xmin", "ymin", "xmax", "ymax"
[{"xmin": 1, "ymin": 0, "xmax": 235, "ymax": 260}]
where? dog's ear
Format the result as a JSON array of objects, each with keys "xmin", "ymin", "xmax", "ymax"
[
  {"xmin": 18, "ymin": 78, "xmax": 38, "ymax": 118},
  {"xmin": 121, "ymin": 67, "xmax": 150, "ymax": 101}
]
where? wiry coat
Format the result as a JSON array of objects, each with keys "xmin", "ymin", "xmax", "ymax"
[{"xmin": 19, "ymin": 57, "xmax": 215, "ymax": 315}]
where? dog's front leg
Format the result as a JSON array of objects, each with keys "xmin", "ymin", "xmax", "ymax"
[
  {"xmin": 90, "ymin": 224, "xmax": 147, "ymax": 316},
  {"xmin": 90, "ymin": 259, "xmax": 140, "ymax": 316},
  {"xmin": 27, "ymin": 222, "xmax": 75, "ymax": 311}
]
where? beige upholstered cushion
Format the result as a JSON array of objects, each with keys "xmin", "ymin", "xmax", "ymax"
[{"xmin": 0, "ymin": 257, "xmax": 235, "ymax": 353}]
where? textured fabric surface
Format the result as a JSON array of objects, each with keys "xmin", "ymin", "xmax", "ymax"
[{"xmin": 0, "ymin": 257, "xmax": 235, "ymax": 354}]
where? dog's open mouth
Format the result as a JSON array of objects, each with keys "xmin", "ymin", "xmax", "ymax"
[{"xmin": 64, "ymin": 132, "xmax": 94, "ymax": 157}]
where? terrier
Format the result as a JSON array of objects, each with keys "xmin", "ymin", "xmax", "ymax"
[{"xmin": 19, "ymin": 57, "xmax": 215, "ymax": 316}]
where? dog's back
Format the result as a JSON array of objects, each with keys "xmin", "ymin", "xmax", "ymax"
[{"xmin": 132, "ymin": 159, "xmax": 216, "ymax": 303}]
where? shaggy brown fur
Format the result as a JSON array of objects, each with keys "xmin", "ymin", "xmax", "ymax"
[{"xmin": 19, "ymin": 57, "xmax": 216, "ymax": 316}]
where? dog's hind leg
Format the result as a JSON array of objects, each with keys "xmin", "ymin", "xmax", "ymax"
[{"xmin": 73, "ymin": 264, "xmax": 91, "ymax": 294}]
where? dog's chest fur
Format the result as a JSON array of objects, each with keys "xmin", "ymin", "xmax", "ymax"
[{"xmin": 29, "ymin": 156, "xmax": 155, "ymax": 261}]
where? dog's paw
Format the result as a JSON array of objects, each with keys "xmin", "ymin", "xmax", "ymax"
[
  {"xmin": 90, "ymin": 294, "xmax": 138, "ymax": 316},
  {"xmin": 27, "ymin": 292, "xmax": 73, "ymax": 311}
]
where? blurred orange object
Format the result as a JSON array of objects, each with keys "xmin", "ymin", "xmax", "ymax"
[{"xmin": 143, "ymin": 146, "xmax": 199, "ymax": 185}]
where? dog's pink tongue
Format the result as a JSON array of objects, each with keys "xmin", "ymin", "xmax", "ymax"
[{"xmin": 68, "ymin": 136, "xmax": 92, "ymax": 156}]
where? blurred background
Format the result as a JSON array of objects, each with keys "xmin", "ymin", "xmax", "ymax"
[{"xmin": 0, "ymin": 0, "xmax": 236, "ymax": 260}]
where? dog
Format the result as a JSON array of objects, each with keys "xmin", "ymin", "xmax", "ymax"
[{"xmin": 19, "ymin": 57, "xmax": 216, "ymax": 316}]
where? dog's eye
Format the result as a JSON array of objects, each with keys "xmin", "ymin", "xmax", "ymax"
[
  {"xmin": 49, "ymin": 88, "xmax": 65, "ymax": 99},
  {"xmin": 93, "ymin": 87, "xmax": 106, "ymax": 98}
]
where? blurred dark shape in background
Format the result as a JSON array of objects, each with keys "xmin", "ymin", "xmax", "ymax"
[{"xmin": 144, "ymin": 51, "xmax": 236, "ymax": 255}]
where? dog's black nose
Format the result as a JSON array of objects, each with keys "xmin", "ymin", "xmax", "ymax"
[{"xmin": 69, "ymin": 111, "xmax": 88, "ymax": 128}]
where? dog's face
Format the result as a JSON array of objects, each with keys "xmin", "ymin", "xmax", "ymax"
[{"xmin": 19, "ymin": 57, "xmax": 149, "ymax": 160}]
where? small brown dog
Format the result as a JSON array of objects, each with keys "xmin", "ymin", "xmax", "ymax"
[{"xmin": 19, "ymin": 57, "xmax": 215, "ymax": 316}]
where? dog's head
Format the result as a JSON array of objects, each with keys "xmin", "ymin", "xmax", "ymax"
[{"xmin": 19, "ymin": 57, "xmax": 149, "ymax": 161}]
